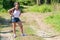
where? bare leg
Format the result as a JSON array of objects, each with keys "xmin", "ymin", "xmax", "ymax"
[
  {"xmin": 17, "ymin": 21, "xmax": 23, "ymax": 34},
  {"xmin": 12, "ymin": 22, "xmax": 16, "ymax": 34}
]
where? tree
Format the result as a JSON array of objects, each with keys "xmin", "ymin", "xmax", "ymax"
[
  {"xmin": 46, "ymin": 0, "xmax": 51, "ymax": 4},
  {"xmin": 0, "ymin": 0, "xmax": 3, "ymax": 5},
  {"xmin": 36, "ymin": 0, "xmax": 40, "ymax": 5},
  {"xmin": 3, "ymin": 0, "xmax": 16, "ymax": 9},
  {"xmin": 40, "ymin": 0, "xmax": 45, "ymax": 4}
]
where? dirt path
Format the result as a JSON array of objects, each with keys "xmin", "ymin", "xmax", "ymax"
[
  {"xmin": 22, "ymin": 13, "xmax": 60, "ymax": 40},
  {"xmin": 0, "ymin": 12, "xmax": 60, "ymax": 40}
]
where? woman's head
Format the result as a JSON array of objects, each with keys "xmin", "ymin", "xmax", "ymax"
[{"xmin": 14, "ymin": 2, "xmax": 20, "ymax": 10}]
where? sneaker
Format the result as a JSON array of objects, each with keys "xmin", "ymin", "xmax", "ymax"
[{"xmin": 21, "ymin": 33, "xmax": 26, "ymax": 36}]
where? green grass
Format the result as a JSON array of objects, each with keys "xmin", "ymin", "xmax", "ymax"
[
  {"xmin": 44, "ymin": 12, "xmax": 60, "ymax": 32},
  {"xmin": 24, "ymin": 4, "xmax": 53, "ymax": 13}
]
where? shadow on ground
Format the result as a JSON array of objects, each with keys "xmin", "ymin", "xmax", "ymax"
[{"xmin": 0, "ymin": 16, "xmax": 11, "ymax": 28}]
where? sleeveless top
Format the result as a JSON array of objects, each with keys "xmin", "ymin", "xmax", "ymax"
[{"xmin": 13, "ymin": 10, "xmax": 20, "ymax": 18}]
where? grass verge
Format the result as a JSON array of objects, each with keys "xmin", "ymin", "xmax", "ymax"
[{"xmin": 44, "ymin": 11, "xmax": 60, "ymax": 32}]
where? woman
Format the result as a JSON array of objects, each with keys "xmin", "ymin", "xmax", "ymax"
[{"xmin": 8, "ymin": 2, "xmax": 24, "ymax": 38}]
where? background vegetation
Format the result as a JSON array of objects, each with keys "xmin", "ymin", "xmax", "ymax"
[
  {"xmin": 0, "ymin": 0, "xmax": 60, "ymax": 31},
  {"xmin": 0, "ymin": 0, "xmax": 60, "ymax": 40},
  {"xmin": 0, "ymin": 0, "xmax": 60, "ymax": 13}
]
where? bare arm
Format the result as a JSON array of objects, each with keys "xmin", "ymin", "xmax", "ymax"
[
  {"xmin": 19, "ymin": 11, "xmax": 22, "ymax": 17},
  {"xmin": 8, "ymin": 7, "xmax": 15, "ymax": 16}
]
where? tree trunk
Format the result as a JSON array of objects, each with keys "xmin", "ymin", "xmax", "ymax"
[
  {"xmin": 37, "ymin": 0, "xmax": 40, "ymax": 5},
  {"xmin": 37, "ymin": 0, "xmax": 39, "ymax": 5}
]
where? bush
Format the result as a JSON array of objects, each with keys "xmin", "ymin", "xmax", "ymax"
[
  {"xmin": 39, "ymin": 4, "xmax": 53, "ymax": 12},
  {"xmin": 25, "ymin": 4, "xmax": 53, "ymax": 13},
  {"xmin": 0, "ymin": 5, "xmax": 7, "ymax": 12},
  {"xmin": 3, "ymin": 0, "xmax": 15, "ymax": 9},
  {"xmin": 17, "ymin": 0, "xmax": 35, "ymax": 6},
  {"xmin": 0, "ymin": 9, "xmax": 7, "ymax": 12}
]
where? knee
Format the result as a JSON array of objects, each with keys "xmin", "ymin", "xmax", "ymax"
[
  {"xmin": 19, "ymin": 24, "xmax": 23, "ymax": 27},
  {"xmin": 20, "ymin": 25, "xmax": 23, "ymax": 27}
]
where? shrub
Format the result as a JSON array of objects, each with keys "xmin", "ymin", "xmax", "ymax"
[
  {"xmin": 17, "ymin": 0, "xmax": 35, "ymax": 6},
  {"xmin": 25, "ymin": 4, "xmax": 53, "ymax": 13}
]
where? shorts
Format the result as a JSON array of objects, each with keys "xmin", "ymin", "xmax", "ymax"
[{"xmin": 11, "ymin": 17, "xmax": 20, "ymax": 23}]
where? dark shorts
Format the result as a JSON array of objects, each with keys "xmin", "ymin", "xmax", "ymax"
[{"xmin": 11, "ymin": 17, "xmax": 20, "ymax": 23}]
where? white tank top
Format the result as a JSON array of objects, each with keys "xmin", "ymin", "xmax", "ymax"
[{"xmin": 13, "ymin": 10, "xmax": 20, "ymax": 18}]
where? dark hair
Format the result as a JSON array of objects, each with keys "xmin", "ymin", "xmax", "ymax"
[
  {"xmin": 14, "ymin": 2, "xmax": 20, "ymax": 9},
  {"xmin": 14, "ymin": 2, "xmax": 20, "ymax": 6}
]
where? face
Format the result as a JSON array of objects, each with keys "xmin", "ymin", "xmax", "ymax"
[{"xmin": 15, "ymin": 3, "xmax": 19, "ymax": 10}]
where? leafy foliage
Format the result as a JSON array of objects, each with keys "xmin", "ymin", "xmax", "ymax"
[
  {"xmin": 3, "ymin": 0, "xmax": 16, "ymax": 9},
  {"xmin": 25, "ymin": 4, "xmax": 53, "ymax": 13}
]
